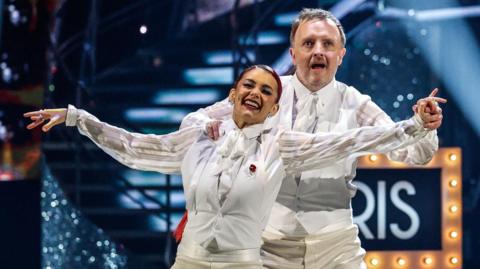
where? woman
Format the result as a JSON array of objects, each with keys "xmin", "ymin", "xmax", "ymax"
[{"xmin": 25, "ymin": 65, "xmax": 430, "ymax": 269}]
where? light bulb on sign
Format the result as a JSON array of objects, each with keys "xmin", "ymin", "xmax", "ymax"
[
  {"xmin": 450, "ymin": 257, "xmax": 459, "ymax": 264},
  {"xmin": 449, "ymin": 204, "xmax": 458, "ymax": 213},
  {"xmin": 449, "ymin": 179, "xmax": 458, "ymax": 188}
]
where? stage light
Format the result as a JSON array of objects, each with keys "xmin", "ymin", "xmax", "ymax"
[
  {"xmin": 423, "ymin": 257, "xmax": 433, "ymax": 265},
  {"xmin": 369, "ymin": 154, "xmax": 378, "ymax": 162},
  {"xmin": 449, "ymin": 204, "xmax": 458, "ymax": 213},
  {"xmin": 448, "ymin": 153, "xmax": 457, "ymax": 161},
  {"xmin": 2, "ymin": 67, "xmax": 12, "ymax": 82},
  {"xmin": 183, "ymin": 67, "xmax": 233, "ymax": 85},
  {"xmin": 397, "ymin": 257, "xmax": 406, "ymax": 266},
  {"xmin": 10, "ymin": 9, "xmax": 20, "ymax": 25},
  {"xmin": 370, "ymin": 258, "xmax": 379, "ymax": 266},
  {"xmin": 139, "ymin": 25, "xmax": 148, "ymax": 34},
  {"xmin": 449, "ymin": 230, "xmax": 458, "ymax": 239},
  {"xmin": 449, "ymin": 179, "xmax": 458, "ymax": 188},
  {"xmin": 125, "ymin": 108, "xmax": 190, "ymax": 124},
  {"xmin": 449, "ymin": 256, "xmax": 458, "ymax": 264}
]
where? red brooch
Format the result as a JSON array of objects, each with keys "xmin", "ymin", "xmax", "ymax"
[{"xmin": 249, "ymin": 164, "xmax": 256, "ymax": 173}]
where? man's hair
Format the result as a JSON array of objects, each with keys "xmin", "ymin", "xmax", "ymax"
[{"xmin": 290, "ymin": 8, "xmax": 346, "ymax": 48}]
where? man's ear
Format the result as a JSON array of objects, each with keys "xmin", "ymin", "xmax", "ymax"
[
  {"xmin": 289, "ymin": 47, "xmax": 296, "ymax": 66},
  {"xmin": 338, "ymin": 47, "xmax": 346, "ymax": 66},
  {"xmin": 228, "ymin": 88, "xmax": 236, "ymax": 103}
]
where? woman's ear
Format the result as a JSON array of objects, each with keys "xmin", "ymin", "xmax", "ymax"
[{"xmin": 269, "ymin": 103, "xmax": 279, "ymax": 116}]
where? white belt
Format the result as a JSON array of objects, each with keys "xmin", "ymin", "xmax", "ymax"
[
  {"xmin": 177, "ymin": 239, "xmax": 261, "ymax": 263},
  {"xmin": 266, "ymin": 208, "xmax": 353, "ymax": 236}
]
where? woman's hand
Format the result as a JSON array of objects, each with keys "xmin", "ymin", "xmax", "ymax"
[{"xmin": 23, "ymin": 108, "xmax": 67, "ymax": 132}]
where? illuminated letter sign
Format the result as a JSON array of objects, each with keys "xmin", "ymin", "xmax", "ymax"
[{"xmin": 353, "ymin": 148, "xmax": 462, "ymax": 268}]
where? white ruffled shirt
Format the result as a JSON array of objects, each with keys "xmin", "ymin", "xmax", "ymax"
[
  {"xmin": 180, "ymin": 74, "xmax": 439, "ymax": 236},
  {"xmin": 66, "ymin": 105, "xmax": 429, "ymax": 252}
]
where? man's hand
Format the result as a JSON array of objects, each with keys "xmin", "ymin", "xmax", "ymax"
[
  {"xmin": 412, "ymin": 88, "xmax": 447, "ymax": 130},
  {"xmin": 23, "ymin": 108, "xmax": 67, "ymax": 132},
  {"xmin": 206, "ymin": 120, "xmax": 222, "ymax": 140}
]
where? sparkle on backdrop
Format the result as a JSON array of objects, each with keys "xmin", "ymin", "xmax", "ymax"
[
  {"xmin": 339, "ymin": 20, "xmax": 433, "ymax": 122},
  {"xmin": 41, "ymin": 163, "xmax": 128, "ymax": 269}
]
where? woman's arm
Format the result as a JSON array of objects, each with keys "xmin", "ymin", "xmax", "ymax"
[
  {"xmin": 280, "ymin": 115, "xmax": 429, "ymax": 173},
  {"xmin": 25, "ymin": 105, "xmax": 203, "ymax": 174}
]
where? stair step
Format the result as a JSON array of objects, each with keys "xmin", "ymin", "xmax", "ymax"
[
  {"xmin": 82, "ymin": 208, "xmax": 185, "ymax": 216},
  {"xmin": 63, "ymin": 184, "xmax": 184, "ymax": 192}
]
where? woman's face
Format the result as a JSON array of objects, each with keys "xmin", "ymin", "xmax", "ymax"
[{"xmin": 229, "ymin": 68, "xmax": 279, "ymax": 128}]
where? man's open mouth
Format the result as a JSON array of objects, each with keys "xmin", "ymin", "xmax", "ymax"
[{"xmin": 311, "ymin": 63, "xmax": 326, "ymax": 69}]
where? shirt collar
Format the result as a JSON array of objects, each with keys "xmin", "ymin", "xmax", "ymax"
[
  {"xmin": 222, "ymin": 118, "xmax": 264, "ymax": 140},
  {"xmin": 292, "ymin": 73, "xmax": 338, "ymax": 105}
]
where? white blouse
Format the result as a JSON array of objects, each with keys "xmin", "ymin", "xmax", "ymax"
[
  {"xmin": 180, "ymin": 75, "xmax": 439, "ymax": 235},
  {"xmin": 66, "ymin": 105, "xmax": 428, "ymax": 252}
]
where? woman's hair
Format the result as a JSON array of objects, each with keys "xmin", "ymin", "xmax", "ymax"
[{"xmin": 233, "ymin": 65, "xmax": 283, "ymax": 103}]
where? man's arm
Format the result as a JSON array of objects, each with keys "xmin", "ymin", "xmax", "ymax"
[
  {"xmin": 356, "ymin": 90, "xmax": 445, "ymax": 165},
  {"xmin": 179, "ymin": 98, "xmax": 232, "ymax": 139}
]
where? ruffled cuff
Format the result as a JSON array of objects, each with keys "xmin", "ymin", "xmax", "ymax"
[{"xmin": 65, "ymin": 104, "xmax": 78, "ymax": 126}]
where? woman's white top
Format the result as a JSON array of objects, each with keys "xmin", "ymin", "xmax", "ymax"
[{"xmin": 65, "ymin": 105, "xmax": 427, "ymax": 252}]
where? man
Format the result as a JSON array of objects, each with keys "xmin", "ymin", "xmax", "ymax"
[{"xmin": 179, "ymin": 8, "xmax": 444, "ymax": 269}]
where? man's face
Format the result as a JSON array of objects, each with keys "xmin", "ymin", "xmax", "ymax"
[
  {"xmin": 290, "ymin": 19, "xmax": 346, "ymax": 91},
  {"xmin": 229, "ymin": 68, "xmax": 279, "ymax": 128}
]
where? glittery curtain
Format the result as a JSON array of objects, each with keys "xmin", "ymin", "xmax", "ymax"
[{"xmin": 41, "ymin": 162, "xmax": 128, "ymax": 269}]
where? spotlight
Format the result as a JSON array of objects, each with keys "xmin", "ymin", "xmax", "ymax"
[
  {"xmin": 449, "ymin": 153, "xmax": 457, "ymax": 161},
  {"xmin": 397, "ymin": 257, "xmax": 406, "ymax": 266},
  {"xmin": 2, "ymin": 67, "xmax": 12, "ymax": 82},
  {"xmin": 139, "ymin": 25, "xmax": 148, "ymax": 34},
  {"xmin": 370, "ymin": 258, "xmax": 379, "ymax": 266},
  {"xmin": 369, "ymin": 154, "xmax": 378, "ymax": 162}
]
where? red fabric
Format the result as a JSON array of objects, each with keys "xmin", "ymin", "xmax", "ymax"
[{"xmin": 173, "ymin": 211, "xmax": 188, "ymax": 243}]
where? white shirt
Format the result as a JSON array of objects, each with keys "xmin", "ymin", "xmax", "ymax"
[
  {"xmin": 66, "ymin": 105, "xmax": 428, "ymax": 251},
  {"xmin": 180, "ymin": 75, "xmax": 439, "ymax": 236}
]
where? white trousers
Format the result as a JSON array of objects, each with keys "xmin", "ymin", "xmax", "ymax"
[
  {"xmin": 171, "ymin": 255, "xmax": 262, "ymax": 269},
  {"xmin": 171, "ymin": 239, "xmax": 262, "ymax": 269},
  {"xmin": 261, "ymin": 224, "xmax": 367, "ymax": 269}
]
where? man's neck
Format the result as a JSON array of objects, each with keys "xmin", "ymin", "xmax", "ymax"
[
  {"xmin": 296, "ymin": 76, "xmax": 332, "ymax": 93},
  {"xmin": 294, "ymin": 74, "xmax": 334, "ymax": 93}
]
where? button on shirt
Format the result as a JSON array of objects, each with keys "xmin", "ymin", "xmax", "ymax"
[
  {"xmin": 180, "ymin": 74, "xmax": 438, "ymax": 236},
  {"xmin": 66, "ymin": 105, "xmax": 429, "ymax": 252}
]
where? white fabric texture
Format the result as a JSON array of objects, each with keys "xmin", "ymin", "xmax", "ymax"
[
  {"xmin": 181, "ymin": 74, "xmax": 438, "ymax": 236},
  {"xmin": 67, "ymin": 104, "xmax": 429, "ymax": 265},
  {"xmin": 179, "ymin": 74, "xmax": 439, "ymax": 269}
]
